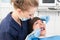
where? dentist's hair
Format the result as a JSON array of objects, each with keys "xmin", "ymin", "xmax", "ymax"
[{"xmin": 11, "ymin": 0, "xmax": 38, "ymax": 11}]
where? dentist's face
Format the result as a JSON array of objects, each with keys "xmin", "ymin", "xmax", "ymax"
[
  {"xmin": 33, "ymin": 20, "xmax": 46, "ymax": 36},
  {"xmin": 20, "ymin": 7, "xmax": 37, "ymax": 19}
]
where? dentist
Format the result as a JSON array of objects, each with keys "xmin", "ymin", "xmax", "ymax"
[{"xmin": 0, "ymin": 0, "xmax": 38, "ymax": 40}]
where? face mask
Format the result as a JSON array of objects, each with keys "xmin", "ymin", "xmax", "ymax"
[
  {"xmin": 20, "ymin": 17, "xmax": 30, "ymax": 21},
  {"xmin": 18, "ymin": 14, "xmax": 30, "ymax": 21}
]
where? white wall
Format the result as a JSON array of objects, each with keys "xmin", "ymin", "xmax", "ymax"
[
  {"xmin": 55, "ymin": 12, "xmax": 60, "ymax": 35},
  {"xmin": 0, "ymin": 3, "xmax": 13, "ymax": 22}
]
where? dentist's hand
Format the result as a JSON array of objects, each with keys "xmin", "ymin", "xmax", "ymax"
[
  {"xmin": 40, "ymin": 16, "xmax": 50, "ymax": 24},
  {"xmin": 25, "ymin": 28, "xmax": 41, "ymax": 40}
]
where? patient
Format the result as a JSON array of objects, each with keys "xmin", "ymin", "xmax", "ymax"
[{"xmin": 25, "ymin": 17, "xmax": 60, "ymax": 40}]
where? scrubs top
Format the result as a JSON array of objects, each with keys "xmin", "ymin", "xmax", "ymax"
[{"xmin": 0, "ymin": 12, "xmax": 30, "ymax": 40}]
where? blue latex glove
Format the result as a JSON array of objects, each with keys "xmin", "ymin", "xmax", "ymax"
[
  {"xmin": 33, "ymin": 28, "xmax": 41, "ymax": 37},
  {"xmin": 40, "ymin": 16, "xmax": 50, "ymax": 24},
  {"xmin": 25, "ymin": 28, "xmax": 41, "ymax": 40}
]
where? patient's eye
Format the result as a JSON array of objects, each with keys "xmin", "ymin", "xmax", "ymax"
[{"xmin": 35, "ymin": 22, "xmax": 38, "ymax": 25}]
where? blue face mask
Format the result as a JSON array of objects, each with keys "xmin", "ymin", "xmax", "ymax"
[{"xmin": 20, "ymin": 17, "xmax": 30, "ymax": 21}]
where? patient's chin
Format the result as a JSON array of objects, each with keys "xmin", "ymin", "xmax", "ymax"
[
  {"xmin": 40, "ymin": 34, "xmax": 45, "ymax": 36},
  {"xmin": 40, "ymin": 31, "xmax": 46, "ymax": 36}
]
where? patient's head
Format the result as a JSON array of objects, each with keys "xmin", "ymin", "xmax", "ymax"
[{"xmin": 29, "ymin": 17, "xmax": 46, "ymax": 36}]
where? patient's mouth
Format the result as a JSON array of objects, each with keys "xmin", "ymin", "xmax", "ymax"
[{"xmin": 41, "ymin": 27, "xmax": 45, "ymax": 31}]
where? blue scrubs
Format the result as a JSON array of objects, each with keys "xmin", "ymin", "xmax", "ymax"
[{"xmin": 0, "ymin": 12, "xmax": 30, "ymax": 40}]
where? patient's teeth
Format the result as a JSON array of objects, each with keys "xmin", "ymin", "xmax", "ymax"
[{"xmin": 41, "ymin": 27, "xmax": 45, "ymax": 31}]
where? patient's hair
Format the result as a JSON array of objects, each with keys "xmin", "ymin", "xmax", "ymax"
[
  {"xmin": 28, "ymin": 17, "xmax": 43, "ymax": 33},
  {"xmin": 11, "ymin": 0, "xmax": 38, "ymax": 11}
]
